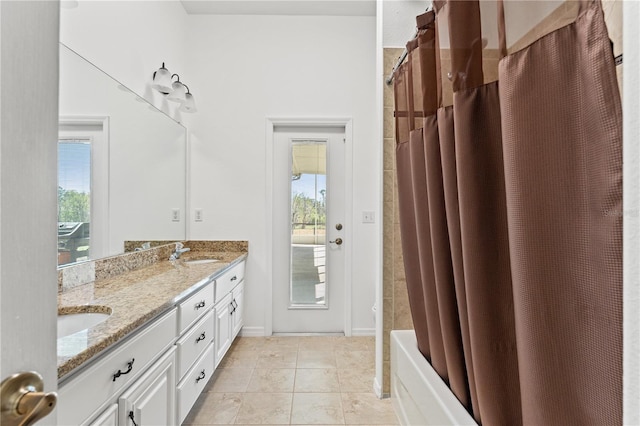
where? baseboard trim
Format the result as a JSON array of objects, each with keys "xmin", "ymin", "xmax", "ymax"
[
  {"xmin": 240, "ymin": 327, "xmax": 375, "ymax": 337},
  {"xmin": 373, "ymin": 376, "xmax": 383, "ymax": 398},
  {"xmin": 352, "ymin": 328, "xmax": 376, "ymax": 336},
  {"xmin": 239, "ymin": 326, "xmax": 265, "ymax": 337}
]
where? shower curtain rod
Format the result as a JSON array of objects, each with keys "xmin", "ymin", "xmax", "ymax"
[
  {"xmin": 385, "ymin": 3, "xmax": 623, "ymax": 87},
  {"xmin": 386, "ymin": 38, "xmax": 623, "ymax": 87},
  {"xmin": 385, "ymin": 28, "xmax": 419, "ymax": 86},
  {"xmin": 385, "ymin": 3, "xmax": 433, "ymax": 86}
]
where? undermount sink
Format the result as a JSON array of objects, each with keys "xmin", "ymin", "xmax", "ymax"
[
  {"xmin": 183, "ymin": 258, "xmax": 219, "ymax": 265},
  {"xmin": 58, "ymin": 306, "xmax": 112, "ymax": 338}
]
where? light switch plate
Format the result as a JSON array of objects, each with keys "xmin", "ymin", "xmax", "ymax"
[{"xmin": 362, "ymin": 211, "xmax": 375, "ymax": 223}]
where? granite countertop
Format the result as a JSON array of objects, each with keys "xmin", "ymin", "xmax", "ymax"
[{"xmin": 57, "ymin": 250, "xmax": 247, "ymax": 380}]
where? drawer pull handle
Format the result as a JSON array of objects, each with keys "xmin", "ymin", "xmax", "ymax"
[
  {"xmin": 230, "ymin": 275, "xmax": 237, "ymax": 282},
  {"xmin": 195, "ymin": 301, "xmax": 206, "ymax": 310},
  {"xmin": 196, "ymin": 332, "xmax": 206, "ymax": 343},
  {"xmin": 128, "ymin": 411, "xmax": 138, "ymax": 426},
  {"xmin": 113, "ymin": 359, "xmax": 135, "ymax": 382},
  {"xmin": 196, "ymin": 370, "xmax": 206, "ymax": 383}
]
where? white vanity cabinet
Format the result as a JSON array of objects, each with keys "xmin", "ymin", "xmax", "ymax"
[
  {"xmin": 175, "ymin": 282, "xmax": 216, "ymax": 424},
  {"xmin": 231, "ymin": 281, "xmax": 244, "ymax": 337},
  {"xmin": 213, "ymin": 261, "xmax": 246, "ymax": 366},
  {"xmin": 176, "ymin": 342, "xmax": 215, "ymax": 424},
  {"xmin": 178, "ymin": 281, "xmax": 214, "ymax": 333},
  {"xmin": 58, "ymin": 258, "xmax": 247, "ymax": 426},
  {"xmin": 58, "ymin": 309, "xmax": 178, "ymax": 426},
  {"xmin": 119, "ymin": 347, "xmax": 176, "ymax": 426},
  {"xmin": 214, "ymin": 292, "xmax": 233, "ymax": 366}
]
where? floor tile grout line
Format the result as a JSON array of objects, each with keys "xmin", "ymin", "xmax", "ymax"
[{"xmin": 186, "ymin": 337, "xmax": 385, "ymax": 425}]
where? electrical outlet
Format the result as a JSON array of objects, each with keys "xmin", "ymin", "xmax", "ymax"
[
  {"xmin": 362, "ymin": 211, "xmax": 375, "ymax": 223},
  {"xmin": 195, "ymin": 209, "xmax": 203, "ymax": 222},
  {"xmin": 171, "ymin": 208, "xmax": 180, "ymax": 222}
]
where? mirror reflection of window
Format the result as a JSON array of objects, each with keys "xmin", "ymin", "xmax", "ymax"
[{"xmin": 58, "ymin": 139, "xmax": 91, "ymax": 266}]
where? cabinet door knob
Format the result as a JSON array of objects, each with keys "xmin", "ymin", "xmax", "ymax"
[
  {"xmin": 230, "ymin": 275, "xmax": 237, "ymax": 282},
  {"xmin": 196, "ymin": 370, "xmax": 206, "ymax": 383},
  {"xmin": 196, "ymin": 332, "xmax": 206, "ymax": 343},
  {"xmin": 195, "ymin": 301, "xmax": 206, "ymax": 310}
]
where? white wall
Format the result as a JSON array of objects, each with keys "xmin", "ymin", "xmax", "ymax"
[
  {"xmin": 383, "ymin": 0, "xmax": 426, "ymax": 47},
  {"xmin": 185, "ymin": 14, "xmax": 378, "ymax": 334}
]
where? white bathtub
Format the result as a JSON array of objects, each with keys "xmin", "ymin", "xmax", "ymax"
[{"xmin": 391, "ymin": 330, "xmax": 477, "ymax": 426}]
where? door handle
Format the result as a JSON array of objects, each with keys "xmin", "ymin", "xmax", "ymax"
[
  {"xmin": 329, "ymin": 238, "xmax": 343, "ymax": 245},
  {"xmin": 1, "ymin": 371, "xmax": 57, "ymax": 426}
]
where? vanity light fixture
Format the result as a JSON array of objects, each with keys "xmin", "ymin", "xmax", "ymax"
[
  {"xmin": 151, "ymin": 63, "xmax": 172, "ymax": 94},
  {"xmin": 166, "ymin": 74, "xmax": 187, "ymax": 103},
  {"xmin": 150, "ymin": 63, "xmax": 197, "ymax": 113},
  {"xmin": 179, "ymin": 85, "xmax": 197, "ymax": 113}
]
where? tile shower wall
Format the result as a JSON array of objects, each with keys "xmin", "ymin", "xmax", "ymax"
[{"xmin": 382, "ymin": 47, "xmax": 411, "ymax": 396}]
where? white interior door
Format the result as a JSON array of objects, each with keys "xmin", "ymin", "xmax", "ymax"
[
  {"xmin": 272, "ymin": 126, "xmax": 346, "ymax": 333},
  {"xmin": 1, "ymin": 2, "xmax": 59, "ymax": 425}
]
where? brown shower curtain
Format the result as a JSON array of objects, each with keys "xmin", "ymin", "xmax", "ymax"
[{"xmin": 393, "ymin": 0, "xmax": 622, "ymax": 424}]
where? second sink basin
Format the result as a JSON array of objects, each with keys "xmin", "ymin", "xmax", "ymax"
[
  {"xmin": 183, "ymin": 258, "xmax": 219, "ymax": 265},
  {"xmin": 58, "ymin": 306, "xmax": 112, "ymax": 338}
]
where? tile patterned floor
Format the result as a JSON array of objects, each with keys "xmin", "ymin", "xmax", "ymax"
[{"xmin": 183, "ymin": 336, "xmax": 399, "ymax": 425}]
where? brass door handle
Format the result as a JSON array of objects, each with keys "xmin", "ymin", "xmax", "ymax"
[
  {"xmin": 329, "ymin": 238, "xmax": 343, "ymax": 245},
  {"xmin": 1, "ymin": 371, "xmax": 57, "ymax": 426}
]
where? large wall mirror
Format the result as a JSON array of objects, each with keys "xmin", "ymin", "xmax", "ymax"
[{"xmin": 58, "ymin": 44, "xmax": 186, "ymax": 265}]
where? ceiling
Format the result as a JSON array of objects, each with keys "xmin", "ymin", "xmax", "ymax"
[{"xmin": 180, "ymin": 0, "xmax": 376, "ymax": 16}]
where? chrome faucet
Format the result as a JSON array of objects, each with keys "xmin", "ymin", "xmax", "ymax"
[{"xmin": 169, "ymin": 242, "xmax": 190, "ymax": 260}]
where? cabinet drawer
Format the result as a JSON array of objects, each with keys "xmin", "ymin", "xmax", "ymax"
[
  {"xmin": 58, "ymin": 309, "xmax": 177, "ymax": 426},
  {"xmin": 215, "ymin": 261, "xmax": 245, "ymax": 303},
  {"xmin": 176, "ymin": 309, "xmax": 214, "ymax": 379},
  {"xmin": 177, "ymin": 342, "xmax": 215, "ymax": 425},
  {"xmin": 178, "ymin": 282, "xmax": 214, "ymax": 334}
]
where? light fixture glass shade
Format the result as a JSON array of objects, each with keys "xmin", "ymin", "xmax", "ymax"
[
  {"xmin": 180, "ymin": 92, "xmax": 197, "ymax": 113},
  {"xmin": 151, "ymin": 63, "xmax": 172, "ymax": 94},
  {"xmin": 167, "ymin": 81, "xmax": 187, "ymax": 103}
]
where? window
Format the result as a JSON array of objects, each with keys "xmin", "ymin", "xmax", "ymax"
[
  {"xmin": 58, "ymin": 139, "xmax": 91, "ymax": 265},
  {"xmin": 290, "ymin": 140, "xmax": 327, "ymax": 306}
]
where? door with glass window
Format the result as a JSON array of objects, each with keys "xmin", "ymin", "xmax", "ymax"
[{"xmin": 272, "ymin": 126, "xmax": 345, "ymax": 333}]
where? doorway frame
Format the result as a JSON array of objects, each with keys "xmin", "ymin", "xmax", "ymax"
[{"xmin": 265, "ymin": 117, "xmax": 354, "ymax": 336}]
